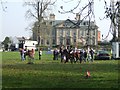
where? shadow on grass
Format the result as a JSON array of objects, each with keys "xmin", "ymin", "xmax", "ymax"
[{"xmin": 2, "ymin": 60, "xmax": 119, "ymax": 88}]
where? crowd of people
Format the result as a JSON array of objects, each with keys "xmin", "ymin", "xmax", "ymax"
[
  {"xmin": 53, "ymin": 45, "xmax": 95, "ymax": 64},
  {"xmin": 19, "ymin": 45, "xmax": 95, "ymax": 64},
  {"xmin": 19, "ymin": 47, "xmax": 43, "ymax": 60}
]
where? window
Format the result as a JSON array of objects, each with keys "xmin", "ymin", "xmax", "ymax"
[
  {"xmin": 46, "ymin": 40, "xmax": 49, "ymax": 45},
  {"xmin": 82, "ymin": 30, "xmax": 84, "ymax": 36},
  {"xmin": 52, "ymin": 38, "xmax": 55, "ymax": 44},
  {"xmin": 86, "ymin": 21, "xmax": 89, "ymax": 25},
  {"xmin": 66, "ymin": 30, "xmax": 70, "ymax": 36},
  {"xmin": 60, "ymin": 30, "xmax": 63, "ymax": 36},
  {"xmin": 93, "ymin": 30, "xmax": 95, "ymax": 35},
  {"xmin": 92, "ymin": 37, "xmax": 95, "ymax": 45},
  {"xmin": 83, "ymin": 22, "xmax": 86, "ymax": 25},
  {"xmin": 41, "ymin": 39, "xmax": 44, "ymax": 45},
  {"xmin": 66, "ymin": 38, "xmax": 70, "ymax": 45},
  {"xmin": 49, "ymin": 21, "xmax": 52, "ymax": 25},
  {"xmin": 73, "ymin": 31, "xmax": 76, "ymax": 37},
  {"xmin": 60, "ymin": 36, "xmax": 63, "ymax": 45},
  {"xmin": 73, "ymin": 32, "xmax": 76, "ymax": 35},
  {"xmin": 74, "ymin": 39, "xmax": 76, "ymax": 43}
]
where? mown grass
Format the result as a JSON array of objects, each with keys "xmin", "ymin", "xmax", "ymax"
[{"xmin": 1, "ymin": 51, "xmax": 120, "ymax": 89}]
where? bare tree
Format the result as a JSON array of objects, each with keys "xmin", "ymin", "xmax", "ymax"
[
  {"xmin": 104, "ymin": 0, "xmax": 120, "ymax": 41},
  {"xmin": 0, "ymin": 0, "xmax": 7, "ymax": 11},
  {"xmin": 118, "ymin": 2, "xmax": 120, "ymax": 41},
  {"xmin": 32, "ymin": 19, "xmax": 52, "ymax": 45},
  {"xmin": 58, "ymin": 0, "xmax": 95, "ymax": 46},
  {"xmin": 24, "ymin": 0, "xmax": 57, "ymax": 45},
  {"xmin": 58, "ymin": 0, "xmax": 120, "ymax": 43}
]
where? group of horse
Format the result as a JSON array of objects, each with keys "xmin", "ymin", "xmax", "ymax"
[{"xmin": 19, "ymin": 48, "xmax": 35, "ymax": 60}]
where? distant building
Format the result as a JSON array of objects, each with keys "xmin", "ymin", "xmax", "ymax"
[
  {"xmin": 33, "ymin": 14, "xmax": 99, "ymax": 47},
  {"xmin": 11, "ymin": 37, "xmax": 38, "ymax": 50},
  {"xmin": 23, "ymin": 40, "xmax": 38, "ymax": 50}
]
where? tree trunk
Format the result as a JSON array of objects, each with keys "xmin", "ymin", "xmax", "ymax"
[{"xmin": 118, "ymin": 1, "xmax": 120, "ymax": 41}]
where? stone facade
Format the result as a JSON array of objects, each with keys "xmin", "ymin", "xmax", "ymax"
[
  {"xmin": 51, "ymin": 19, "xmax": 99, "ymax": 46},
  {"xmin": 32, "ymin": 14, "xmax": 99, "ymax": 47}
]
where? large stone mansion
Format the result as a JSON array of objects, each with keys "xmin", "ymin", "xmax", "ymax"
[{"xmin": 32, "ymin": 14, "xmax": 100, "ymax": 47}]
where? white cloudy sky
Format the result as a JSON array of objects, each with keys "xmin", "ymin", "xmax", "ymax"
[{"xmin": 0, "ymin": 0, "xmax": 115, "ymax": 41}]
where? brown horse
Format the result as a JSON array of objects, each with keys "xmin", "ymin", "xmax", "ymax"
[{"xmin": 25, "ymin": 49, "xmax": 34, "ymax": 60}]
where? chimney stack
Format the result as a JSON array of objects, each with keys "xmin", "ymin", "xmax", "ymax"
[
  {"xmin": 49, "ymin": 14, "xmax": 55, "ymax": 20},
  {"xmin": 75, "ymin": 13, "xmax": 80, "ymax": 20}
]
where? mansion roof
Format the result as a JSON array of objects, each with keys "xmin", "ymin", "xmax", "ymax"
[{"xmin": 50, "ymin": 19, "xmax": 98, "ymax": 29}]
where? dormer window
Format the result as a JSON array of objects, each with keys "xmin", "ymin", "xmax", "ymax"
[
  {"xmin": 63, "ymin": 22, "xmax": 68, "ymax": 27},
  {"xmin": 83, "ymin": 22, "xmax": 86, "ymax": 25},
  {"xmin": 49, "ymin": 21, "xmax": 52, "ymax": 25}
]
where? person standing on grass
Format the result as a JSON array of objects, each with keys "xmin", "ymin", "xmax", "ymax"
[
  {"xmin": 19, "ymin": 48, "xmax": 25, "ymax": 61},
  {"xmin": 90, "ymin": 48, "xmax": 94, "ymax": 62},
  {"xmin": 31, "ymin": 48, "xmax": 35, "ymax": 60},
  {"xmin": 19, "ymin": 48, "xmax": 22, "ymax": 60},
  {"xmin": 39, "ymin": 48, "xmax": 42, "ymax": 60},
  {"xmin": 87, "ymin": 46, "xmax": 91, "ymax": 62},
  {"xmin": 56, "ymin": 48, "xmax": 59, "ymax": 60},
  {"xmin": 60, "ymin": 46, "xmax": 64, "ymax": 63},
  {"xmin": 24, "ymin": 46, "xmax": 27, "ymax": 60},
  {"xmin": 63, "ymin": 46, "xmax": 69, "ymax": 63},
  {"xmin": 83, "ymin": 49, "xmax": 87, "ymax": 62},
  {"xmin": 53, "ymin": 48, "xmax": 56, "ymax": 60},
  {"xmin": 79, "ymin": 49, "xmax": 84, "ymax": 63},
  {"xmin": 53, "ymin": 48, "xmax": 59, "ymax": 60}
]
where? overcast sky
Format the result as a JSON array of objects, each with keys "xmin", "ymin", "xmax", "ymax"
[{"xmin": 0, "ymin": 0, "xmax": 114, "ymax": 42}]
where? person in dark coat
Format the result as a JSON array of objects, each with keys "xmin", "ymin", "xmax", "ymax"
[
  {"xmin": 60, "ymin": 46, "xmax": 64, "ymax": 62},
  {"xmin": 79, "ymin": 49, "xmax": 84, "ymax": 63},
  {"xmin": 53, "ymin": 48, "xmax": 59, "ymax": 60},
  {"xmin": 83, "ymin": 50, "xmax": 87, "ymax": 62},
  {"xmin": 90, "ymin": 48, "xmax": 94, "ymax": 62},
  {"xmin": 63, "ymin": 47, "xmax": 69, "ymax": 63}
]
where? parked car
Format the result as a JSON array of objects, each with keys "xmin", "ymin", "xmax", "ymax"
[{"xmin": 94, "ymin": 50, "xmax": 111, "ymax": 60}]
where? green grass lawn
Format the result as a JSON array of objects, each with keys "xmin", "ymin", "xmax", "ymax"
[{"xmin": 1, "ymin": 51, "xmax": 120, "ymax": 88}]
